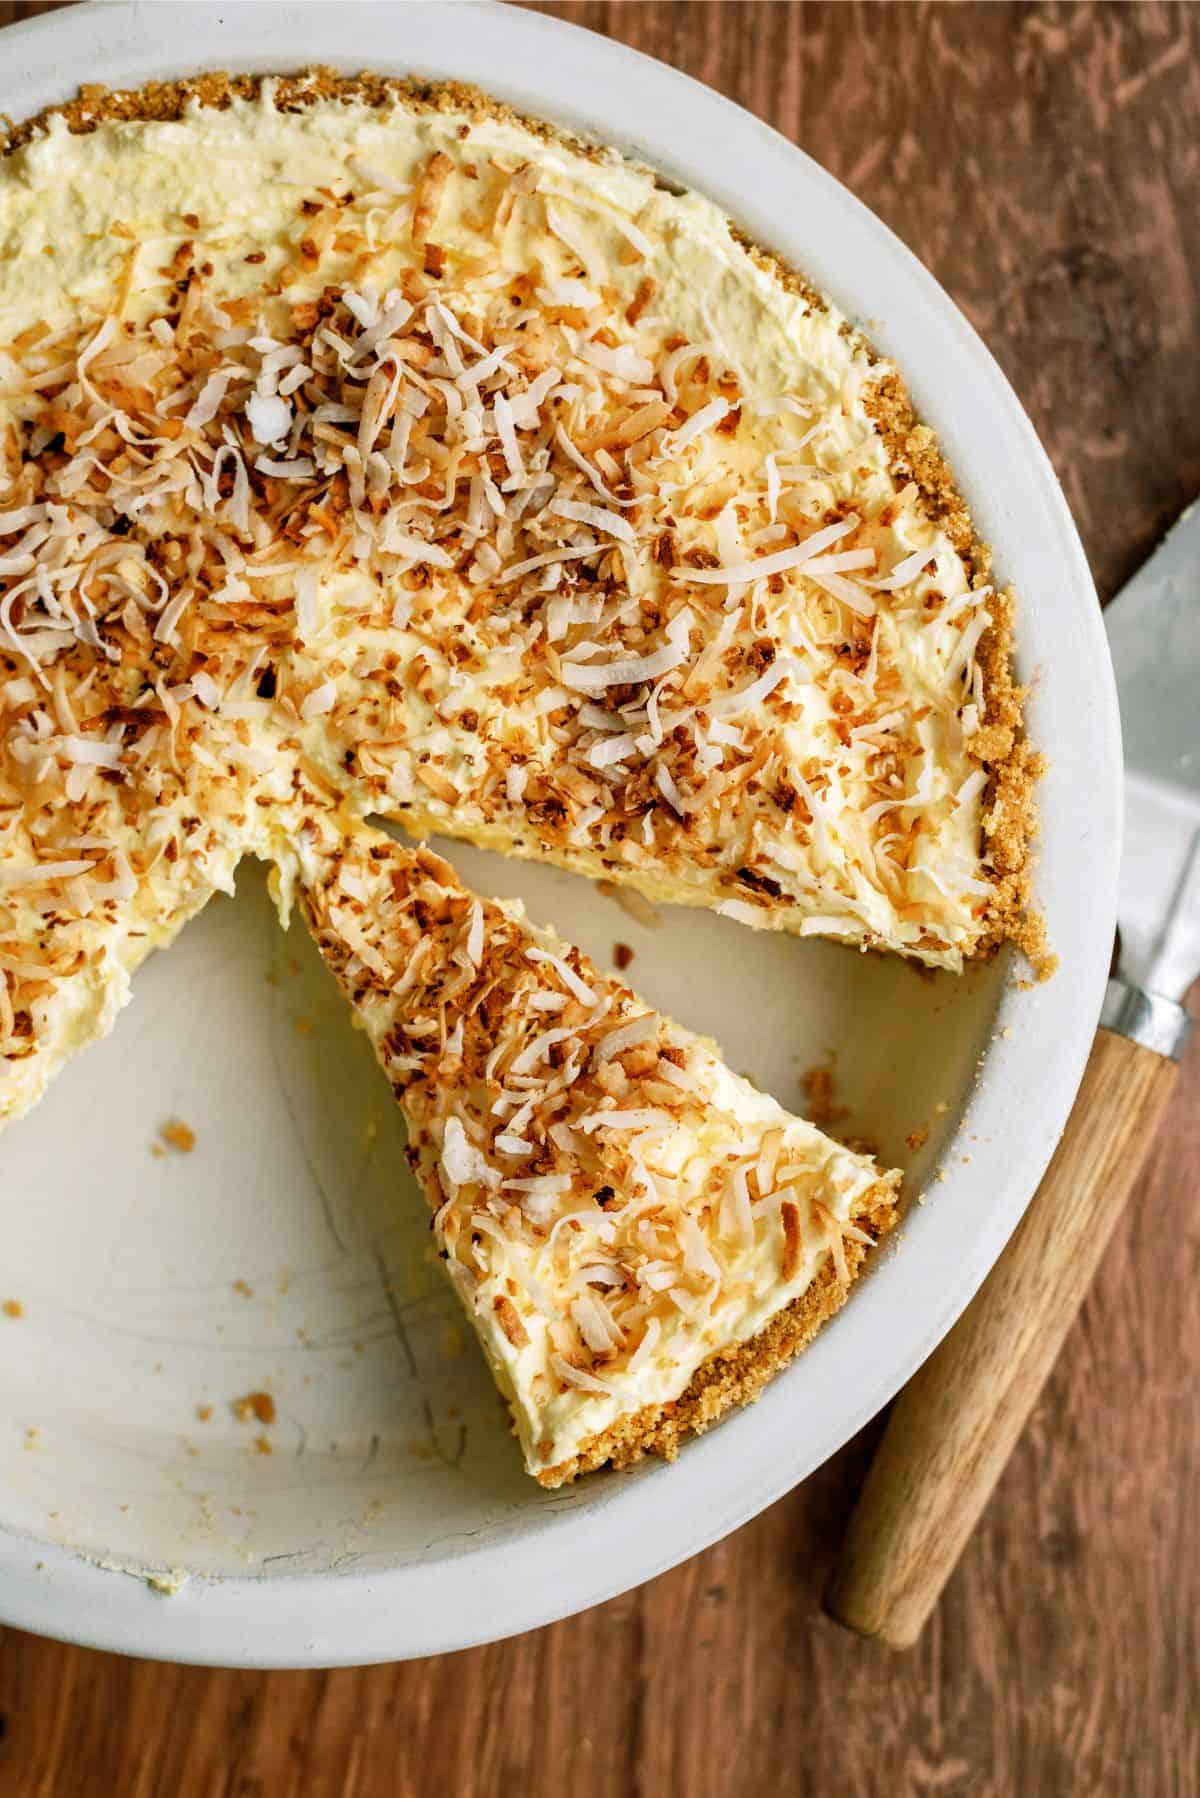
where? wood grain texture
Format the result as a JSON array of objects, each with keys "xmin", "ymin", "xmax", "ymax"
[
  {"xmin": 828, "ymin": 1029, "xmax": 1181, "ymax": 1647},
  {"xmin": 0, "ymin": 3, "xmax": 1197, "ymax": 1794}
]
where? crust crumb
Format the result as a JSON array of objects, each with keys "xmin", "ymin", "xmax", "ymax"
[
  {"xmin": 159, "ymin": 1118, "xmax": 196, "ymax": 1154},
  {"xmin": 231, "ymin": 1390, "xmax": 276, "ymax": 1425}
]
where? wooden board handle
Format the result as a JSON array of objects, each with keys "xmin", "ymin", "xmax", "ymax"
[{"xmin": 825, "ymin": 1026, "xmax": 1178, "ymax": 1649}]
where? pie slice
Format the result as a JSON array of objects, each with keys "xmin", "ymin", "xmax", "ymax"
[{"xmin": 284, "ymin": 811, "xmax": 899, "ymax": 1485}]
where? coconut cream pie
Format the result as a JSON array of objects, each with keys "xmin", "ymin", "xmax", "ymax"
[
  {"xmin": 0, "ymin": 72, "xmax": 1038, "ymax": 1481},
  {"xmin": 283, "ymin": 805, "xmax": 897, "ymax": 1484}
]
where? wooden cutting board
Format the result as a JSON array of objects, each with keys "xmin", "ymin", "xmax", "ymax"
[{"xmin": 0, "ymin": 3, "xmax": 1197, "ymax": 1794}]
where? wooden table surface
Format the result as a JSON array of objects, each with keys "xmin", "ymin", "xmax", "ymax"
[{"xmin": 1, "ymin": 3, "xmax": 1197, "ymax": 1793}]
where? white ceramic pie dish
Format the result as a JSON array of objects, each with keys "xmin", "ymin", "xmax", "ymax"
[{"xmin": 0, "ymin": 0, "xmax": 1120, "ymax": 1666}]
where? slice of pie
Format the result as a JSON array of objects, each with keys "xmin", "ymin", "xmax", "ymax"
[{"xmin": 283, "ymin": 808, "xmax": 898, "ymax": 1485}]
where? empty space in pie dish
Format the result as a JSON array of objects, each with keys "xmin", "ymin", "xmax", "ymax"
[{"xmin": 0, "ymin": 842, "xmax": 1000, "ymax": 1579}]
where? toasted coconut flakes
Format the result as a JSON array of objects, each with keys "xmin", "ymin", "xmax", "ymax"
[
  {"xmin": 539, "ymin": 183, "xmax": 654, "ymax": 259},
  {"xmin": 412, "ymin": 150, "xmax": 454, "ymax": 245},
  {"xmin": 780, "ymin": 1198, "xmax": 803, "ymax": 1282},
  {"xmin": 503, "ymin": 1172, "xmax": 575, "ymax": 1201},
  {"xmin": 720, "ymin": 1163, "xmax": 755, "ymax": 1248},
  {"xmin": 797, "ymin": 914, "xmax": 857, "ymax": 938},
  {"xmin": 544, "ymin": 201, "xmax": 604, "ymax": 286},
  {"xmin": 577, "ymin": 1107, "xmax": 672, "ymax": 1135},
  {"xmin": 595, "ymin": 398, "xmax": 672, "ymax": 452},
  {"xmin": 184, "ymin": 368, "xmax": 235, "ymax": 430},
  {"xmin": 349, "ymin": 155, "xmax": 411, "ymax": 197},
  {"xmin": 942, "ymin": 610, "xmax": 992, "ymax": 693},
  {"xmin": 529, "ymin": 991, "xmax": 567, "ymax": 1013},
  {"xmin": 954, "ymin": 768, "xmax": 988, "ymax": 812},
  {"xmin": 571, "ymin": 1290, "xmax": 624, "ymax": 1353},
  {"xmin": 466, "ymin": 900, "xmax": 485, "ymax": 967},
  {"xmin": 493, "ymin": 1293, "xmax": 531, "ymax": 1350},
  {"xmin": 537, "ymin": 278, "xmax": 601, "ymax": 310},
  {"xmin": 592, "ymin": 1011, "xmax": 659, "ymax": 1068},
  {"xmin": 388, "ymin": 529, "xmax": 455, "ymax": 569},
  {"xmin": 655, "ymin": 763, "xmax": 686, "ymax": 816},
  {"xmin": 293, "ymin": 570, "xmax": 321, "ymax": 640},
  {"xmin": 586, "ymin": 732, "xmax": 636, "ymax": 770},
  {"xmin": 552, "ymin": 423, "xmax": 624, "ymax": 505},
  {"xmin": 807, "ymin": 569, "xmax": 875, "ymax": 617},
  {"xmin": 550, "ymin": 1353, "xmax": 614, "ymax": 1396},
  {"xmin": 497, "ymin": 541, "xmax": 599, "ymax": 584},
  {"xmin": 575, "ymin": 338, "xmax": 655, "ymax": 384},
  {"xmin": 561, "ymin": 606, "xmax": 693, "ymax": 692},
  {"xmin": 675, "ymin": 515, "xmax": 859, "ymax": 586},
  {"xmin": 549, "ymin": 497, "xmax": 635, "ymax": 544},
  {"xmin": 812, "ymin": 1198, "xmax": 850, "ymax": 1285},
  {"xmin": 495, "ymin": 1133, "xmax": 533, "ymax": 1158},
  {"xmin": 526, "ymin": 947, "xmax": 595, "ymax": 1007},
  {"xmin": 867, "ymin": 544, "xmax": 935, "ymax": 591},
  {"xmin": 764, "ymin": 452, "xmax": 782, "ymax": 523},
  {"xmin": 715, "ymin": 898, "xmax": 762, "ymax": 927},
  {"xmin": 254, "ymin": 454, "xmax": 316, "ymax": 479},
  {"xmin": 510, "ymin": 1023, "xmax": 575, "ymax": 1076},
  {"xmin": 504, "ymin": 763, "xmax": 528, "ymax": 805},
  {"xmin": 416, "ymin": 765, "xmax": 460, "ymax": 804},
  {"xmin": 483, "ymin": 390, "xmax": 521, "ymax": 483},
  {"xmin": 626, "ymin": 1314, "xmax": 661, "ymax": 1372},
  {"xmin": 278, "ymin": 362, "xmax": 311, "ymax": 396},
  {"xmin": 300, "ymin": 680, "xmax": 337, "ymax": 720},
  {"xmin": 0, "ymin": 858, "xmax": 96, "ymax": 887},
  {"xmin": 757, "ymin": 1129, "xmax": 784, "ymax": 1201},
  {"xmin": 441, "ymin": 1115, "xmax": 496, "ymax": 1191},
  {"xmin": 651, "ymin": 1058, "xmax": 693, "ymax": 1095},
  {"xmin": 711, "ymin": 657, "xmax": 792, "ymax": 717},
  {"xmin": 152, "ymin": 583, "xmax": 194, "ymax": 647},
  {"xmin": 667, "ymin": 397, "xmax": 729, "ymax": 453},
  {"xmin": 803, "ymin": 548, "xmax": 877, "ymax": 576},
  {"xmin": 0, "ymin": 505, "xmax": 47, "ymax": 533},
  {"xmin": 677, "ymin": 1212, "xmax": 721, "ymax": 1286},
  {"xmin": 578, "ymin": 704, "xmax": 625, "ymax": 731}
]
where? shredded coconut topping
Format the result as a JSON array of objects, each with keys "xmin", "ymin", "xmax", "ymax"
[{"xmin": 295, "ymin": 814, "xmax": 892, "ymax": 1475}]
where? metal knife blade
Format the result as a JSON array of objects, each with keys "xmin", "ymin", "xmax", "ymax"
[{"xmin": 1103, "ymin": 501, "xmax": 1200, "ymax": 1055}]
